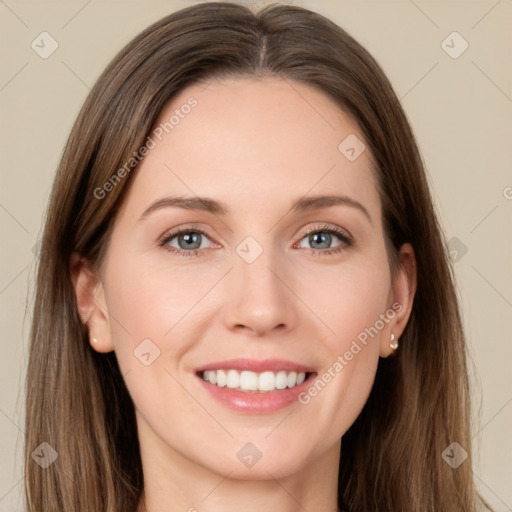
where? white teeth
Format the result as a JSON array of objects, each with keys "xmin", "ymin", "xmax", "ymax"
[
  {"xmin": 216, "ymin": 369, "xmax": 227, "ymax": 387},
  {"xmin": 240, "ymin": 371, "xmax": 258, "ymax": 391},
  {"xmin": 226, "ymin": 369, "xmax": 239, "ymax": 388},
  {"xmin": 275, "ymin": 371, "xmax": 288, "ymax": 389},
  {"xmin": 287, "ymin": 371, "xmax": 297, "ymax": 388},
  {"xmin": 202, "ymin": 369, "xmax": 308, "ymax": 392},
  {"xmin": 258, "ymin": 371, "xmax": 275, "ymax": 391}
]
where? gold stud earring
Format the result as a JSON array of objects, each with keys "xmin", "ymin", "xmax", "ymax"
[{"xmin": 390, "ymin": 332, "xmax": 398, "ymax": 350}]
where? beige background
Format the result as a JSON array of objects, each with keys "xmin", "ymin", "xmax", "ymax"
[{"xmin": 1, "ymin": 0, "xmax": 511, "ymax": 510}]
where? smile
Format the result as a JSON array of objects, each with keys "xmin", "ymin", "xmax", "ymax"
[{"xmin": 200, "ymin": 369, "xmax": 310, "ymax": 392}]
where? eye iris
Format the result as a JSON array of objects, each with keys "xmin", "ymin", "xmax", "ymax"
[
  {"xmin": 310, "ymin": 232, "xmax": 331, "ymax": 249},
  {"xmin": 167, "ymin": 228, "xmax": 343, "ymax": 253},
  {"xmin": 179, "ymin": 232, "xmax": 201, "ymax": 250}
]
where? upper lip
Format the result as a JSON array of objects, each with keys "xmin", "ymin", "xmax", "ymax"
[{"xmin": 195, "ymin": 358, "xmax": 316, "ymax": 374}]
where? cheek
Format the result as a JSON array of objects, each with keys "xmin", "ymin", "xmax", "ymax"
[
  {"xmin": 299, "ymin": 256, "xmax": 391, "ymax": 349},
  {"xmin": 294, "ymin": 258, "xmax": 390, "ymax": 432},
  {"xmin": 104, "ymin": 254, "xmax": 209, "ymax": 352},
  {"xmin": 102, "ymin": 257, "xmax": 206, "ymax": 427}
]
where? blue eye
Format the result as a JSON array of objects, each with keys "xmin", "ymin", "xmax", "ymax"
[
  {"xmin": 295, "ymin": 224, "xmax": 353, "ymax": 257},
  {"xmin": 158, "ymin": 227, "xmax": 212, "ymax": 257},
  {"xmin": 158, "ymin": 224, "xmax": 353, "ymax": 257}
]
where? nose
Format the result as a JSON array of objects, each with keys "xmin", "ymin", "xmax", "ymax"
[{"xmin": 222, "ymin": 245, "xmax": 298, "ymax": 337}]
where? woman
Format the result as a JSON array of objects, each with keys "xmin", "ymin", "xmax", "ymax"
[{"xmin": 24, "ymin": 2, "xmax": 494, "ymax": 511}]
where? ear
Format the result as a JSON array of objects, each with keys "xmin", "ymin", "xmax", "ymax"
[
  {"xmin": 380, "ymin": 243, "xmax": 417, "ymax": 357},
  {"xmin": 70, "ymin": 252, "xmax": 114, "ymax": 353}
]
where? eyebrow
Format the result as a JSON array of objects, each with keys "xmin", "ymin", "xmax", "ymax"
[{"xmin": 138, "ymin": 194, "xmax": 372, "ymax": 224}]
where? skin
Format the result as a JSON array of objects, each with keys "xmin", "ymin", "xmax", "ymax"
[{"xmin": 72, "ymin": 76, "xmax": 416, "ymax": 512}]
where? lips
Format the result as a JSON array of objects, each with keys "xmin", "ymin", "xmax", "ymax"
[
  {"xmin": 196, "ymin": 358, "xmax": 317, "ymax": 414},
  {"xmin": 195, "ymin": 357, "xmax": 316, "ymax": 374},
  {"xmin": 196, "ymin": 370, "xmax": 316, "ymax": 413}
]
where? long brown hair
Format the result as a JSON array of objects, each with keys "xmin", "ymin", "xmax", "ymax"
[{"xmin": 24, "ymin": 2, "xmax": 493, "ymax": 511}]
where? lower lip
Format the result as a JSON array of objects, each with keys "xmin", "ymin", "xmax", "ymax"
[{"xmin": 196, "ymin": 372, "xmax": 317, "ymax": 414}]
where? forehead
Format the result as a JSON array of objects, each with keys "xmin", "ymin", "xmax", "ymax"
[{"xmin": 119, "ymin": 76, "xmax": 380, "ymax": 223}]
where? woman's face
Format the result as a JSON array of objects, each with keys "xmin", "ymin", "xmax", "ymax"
[{"xmin": 80, "ymin": 76, "xmax": 413, "ymax": 481}]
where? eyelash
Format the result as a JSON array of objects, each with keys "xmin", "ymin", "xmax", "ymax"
[{"xmin": 158, "ymin": 224, "xmax": 353, "ymax": 258}]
